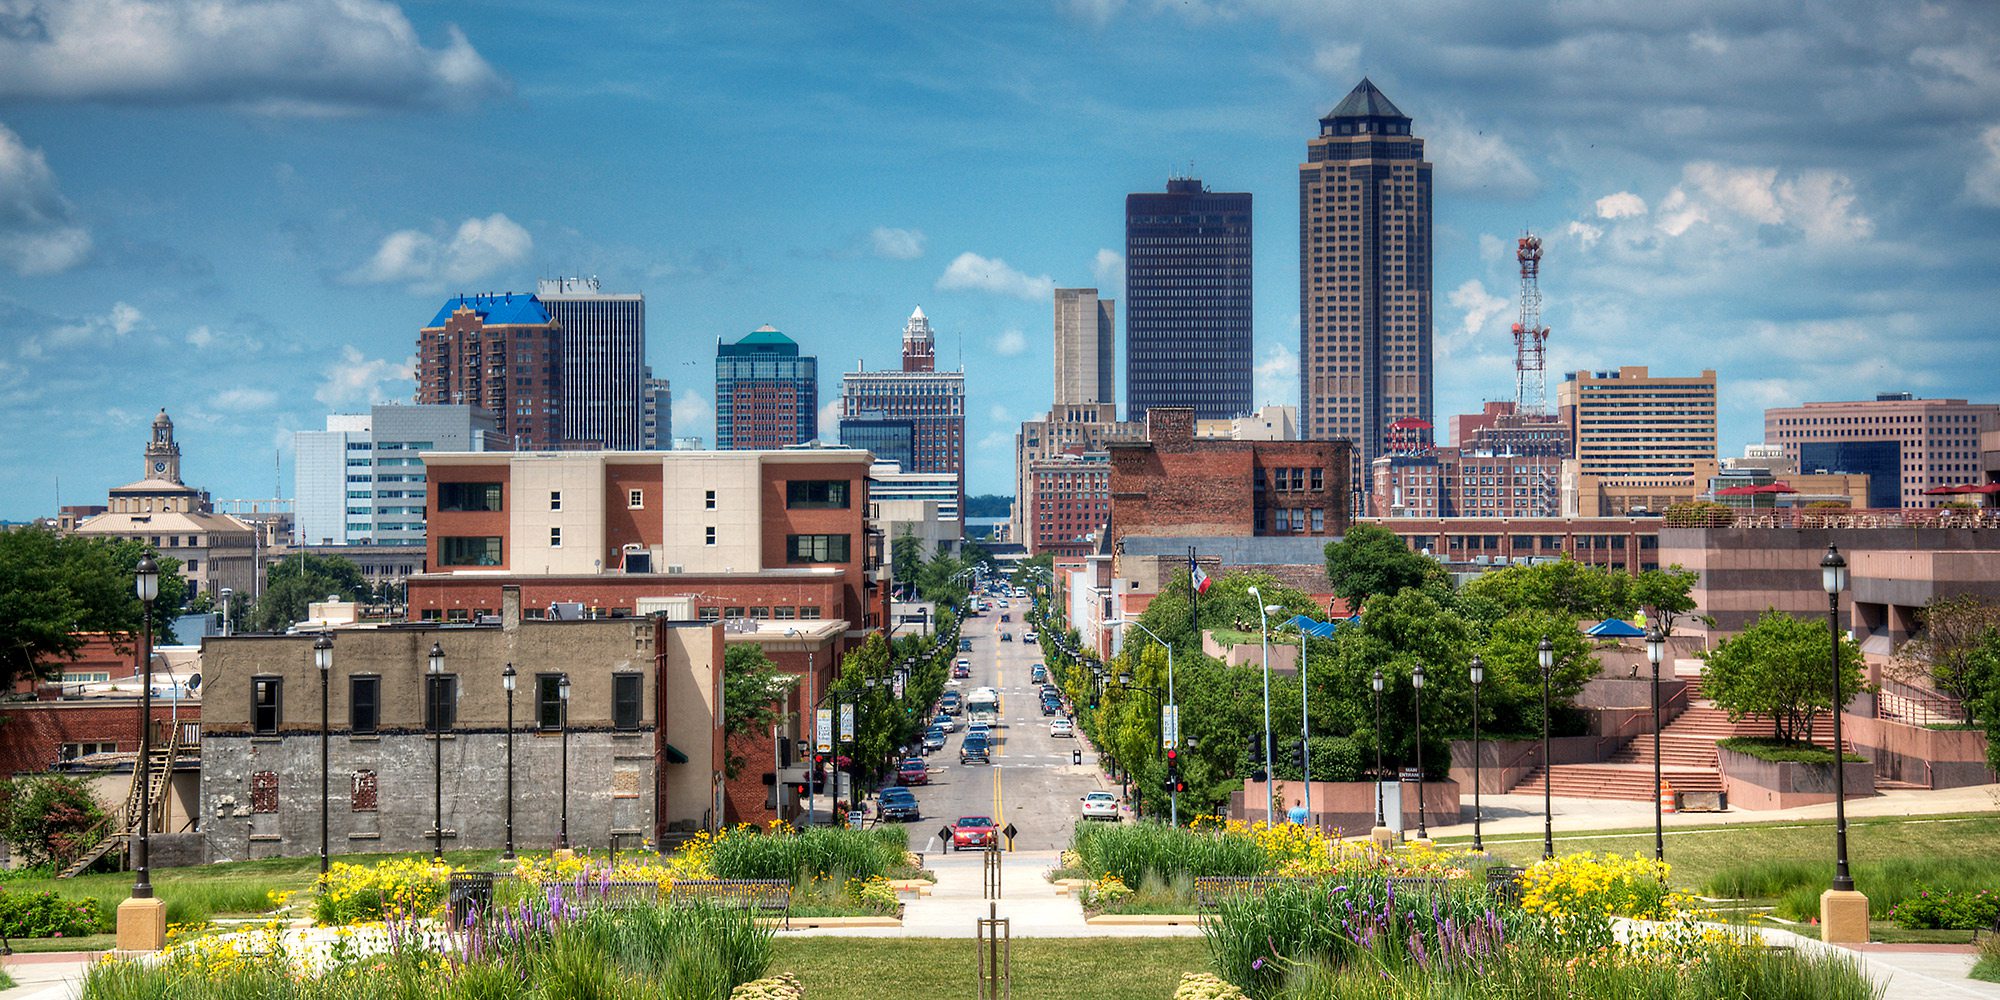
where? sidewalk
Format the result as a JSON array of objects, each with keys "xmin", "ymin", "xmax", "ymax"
[
  {"xmin": 1, "ymin": 951, "xmax": 101, "ymax": 1000},
  {"xmin": 1428, "ymin": 782, "xmax": 2000, "ymax": 841}
]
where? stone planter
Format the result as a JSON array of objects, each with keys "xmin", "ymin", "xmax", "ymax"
[{"xmin": 1716, "ymin": 747, "xmax": 1875, "ymax": 810}]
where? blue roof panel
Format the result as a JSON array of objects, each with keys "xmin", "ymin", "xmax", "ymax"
[
  {"xmin": 428, "ymin": 293, "xmax": 550, "ymax": 328},
  {"xmin": 1585, "ymin": 619, "xmax": 1648, "ymax": 638}
]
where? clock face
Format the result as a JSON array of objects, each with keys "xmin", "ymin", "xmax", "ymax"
[{"xmin": 154, "ymin": 461, "xmax": 166, "ymax": 473}]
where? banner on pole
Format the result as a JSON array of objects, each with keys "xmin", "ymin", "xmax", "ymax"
[
  {"xmin": 840, "ymin": 703, "xmax": 855, "ymax": 741},
  {"xmin": 815, "ymin": 708, "xmax": 833, "ymax": 753}
]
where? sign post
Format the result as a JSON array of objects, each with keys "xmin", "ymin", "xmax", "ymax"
[
  {"xmin": 815, "ymin": 709, "xmax": 833, "ymax": 754},
  {"xmin": 1161, "ymin": 705, "xmax": 1180, "ymax": 749}
]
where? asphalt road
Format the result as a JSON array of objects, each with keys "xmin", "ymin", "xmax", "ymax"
[{"xmin": 887, "ymin": 596, "xmax": 1109, "ymax": 854}]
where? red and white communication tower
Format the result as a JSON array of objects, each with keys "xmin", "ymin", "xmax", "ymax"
[{"xmin": 1512, "ymin": 233, "xmax": 1550, "ymax": 415}]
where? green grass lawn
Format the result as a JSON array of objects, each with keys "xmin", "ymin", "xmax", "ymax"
[{"xmin": 769, "ymin": 937, "xmax": 1210, "ymax": 1000}]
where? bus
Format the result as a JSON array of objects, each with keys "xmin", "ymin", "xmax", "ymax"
[{"xmin": 966, "ymin": 686, "xmax": 1000, "ymax": 721}]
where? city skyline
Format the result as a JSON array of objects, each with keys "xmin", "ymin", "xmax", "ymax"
[{"xmin": 3, "ymin": 2, "xmax": 1999, "ymax": 518}]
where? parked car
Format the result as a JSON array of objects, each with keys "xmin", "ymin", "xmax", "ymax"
[
  {"xmin": 952, "ymin": 816, "xmax": 997, "ymax": 849},
  {"xmin": 898, "ymin": 758, "xmax": 930, "ymax": 785},
  {"xmin": 1039, "ymin": 698, "xmax": 1058, "ymax": 716},
  {"xmin": 940, "ymin": 692, "xmax": 963, "ymax": 714},
  {"xmin": 960, "ymin": 737, "xmax": 991, "ymax": 764},
  {"xmin": 921, "ymin": 728, "xmax": 946, "ymax": 752},
  {"xmin": 878, "ymin": 788, "xmax": 920, "ymax": 821},
  {"xmin": 1024, "ymin": 631, "xmax": 1038, "ymax": 643},
  {"xmin": 952, "ymin": 663, "xmax": 972, "ymax": 679},
  {"xmin": 1030, "ymin": 664, "xmax": 1047, "ymax": 683},
  {"xmin": 1050, "ymin": 719, "xmax": 1075, "ymax": 738},
  {"xmin": 1079, "ymin": 791, "xmax": 1120, "ymax": 821}
]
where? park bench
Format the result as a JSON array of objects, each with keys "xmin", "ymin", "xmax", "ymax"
[
  {"xmin": 1483, "ymin": 866, "xmax": 1525, "ymax": 904},
  {"xmin": 667, "ymin": 878, "xmax": 794, "ymax": 928},
  {"xmin": 1192, "ymin": 876, "xmax": 1320, "ymax": 911},
  {"xmin": 540, "ymin": 878, "xmax": 664, "ymax": 911}
]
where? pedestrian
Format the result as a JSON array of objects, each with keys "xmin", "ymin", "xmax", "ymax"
[{"xmin": 1287, "ymin": 799, "xmax": 1309, "ymax": 826}]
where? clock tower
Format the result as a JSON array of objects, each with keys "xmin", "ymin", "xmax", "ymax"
[{"xmin": 145, "ymin": 408, "xmax": 182, "ymax": 484}]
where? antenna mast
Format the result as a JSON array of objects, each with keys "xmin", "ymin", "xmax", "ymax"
[{"xmin": 1512, "ymin": 233, "xmax": 1550, "ymax": 415}]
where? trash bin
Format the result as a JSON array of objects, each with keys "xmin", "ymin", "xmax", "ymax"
[{"xmin": 448, "ymin": 871, "xmax": 495, "ymax": 925}]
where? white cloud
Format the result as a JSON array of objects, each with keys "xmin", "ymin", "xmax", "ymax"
[
  {"xmin": 994, "ymin": 328, "xmax": 1027, "ymax": 356},
  {"xmin": 988, "ymin": 404, "xmax": 1011, "ymax": 423},
  {"xmin": 0, "ymin": 122, "xmax": 91, "ymax": 275},
  {"xmin": 870, "ymin": 226, "xmax": 926, "ymax": 260},
  {"xmin": 817, "ymin": 398, "xmax": 843, "ymax": 439},
  {"xmin": 0, "ymin": 0, "xmax": 506, "ymax": 115},
  {"xmin": 1447, "ymin": 279, "xmax": 1509, "ymax": 338},
  {"xmin": 315, "ymin": 346, "xmax": 412, "ymax": 408},
  {"xmin": 346, "ymin": 213, "xmax": 532, "ymax": 290},
  {"xmin": 935, "ymin": 251, "xmax": 1055, "ymax": 301},
  {"xmin": 1566, "ymin": 220, "xmax": 1604, "ymax": 250},
  {"xmin": 210, "ymin": 387, "xmax": 278, "ymax": 412},
  {"xmin": 1092, "ymin": 249, "xmax": 1123, "ymax": 295},
  {"xmin": 19, "ymin": 301, "xmax": 140, "ymax": 358},
  {"xmin": 671, "ymin": 390, "xmax": 712, "ymax": 430},
  {"xmin": 1065, "ymin": 0, "xmax": 1124, "ymax": 28},
  {"xmin": 1660, "ymin": 163, "xmax": 1873, "ymax": 245},
  {"xmin": 186, "ymin": 325, "xmax": 216, "ymax": 349},
  {"xmin": 1254, "ymin": 342, "xmax": 1299, "ymax": 407},
  {"xmin": 1970, "ymin": 125, "xmax": 2000, "ymax": 206},
  {"xmin": 1595, "ymin": 192, "xmax": 1648, "ymax": 219},
  {"xmin": 1429, "ymin": 114, "xmax": 1538, "ymax": 199}
]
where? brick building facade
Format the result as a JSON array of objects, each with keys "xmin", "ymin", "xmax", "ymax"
[
  {"xmin": 1108, "ymin": 407, "xmax": 1352, "ymax": 544},
  {"xmin": 416, "ymin": 295, "xmax": 561, "ymax": 451}
]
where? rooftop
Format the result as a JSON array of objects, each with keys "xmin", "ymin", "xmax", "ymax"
[
  {"xmin": 1324, "ymin": 77, "xmax": 1408, "ymax": 121},
  {"xmin": 429, "ymin": 293, "xmax": 550, "ymax": 329}
]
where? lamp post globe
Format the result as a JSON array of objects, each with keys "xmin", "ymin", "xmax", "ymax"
[
  {"xmin": 1538, "ymin": 635, "xmax": 1555, "ymax": 860},
  {"xmin": 1468, "ymin": 655, "xmax": 1484, "ymax": 852},
  {"xmin": 1821, "ymin": 544, "xmax": 1855, "ymax": 894},
  {"xmin": 1645, "ymin": 626, "xmax": 1666, "ymax": 861}
]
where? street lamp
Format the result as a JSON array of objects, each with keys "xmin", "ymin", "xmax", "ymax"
[
  {"xmin": 132, "ymin": 555, "xmax": 158, "ymax": 899},
  {"xmin": 501, "ymin": 662, "xmax": 517, "ymax": 861},
  {"xmin": 428, "ymin": 641, "xmax": 445, "ymax": 861},
  {"xmin": 558, "ymin": 673, "xmax": 572, "ymax": 850},
  {"xmin": 1822, "ymin": 544, "xmax": 1855, "ymax": 893},
  {"xmin": 1297, "ymin": 622, "xmax": 1312, "ymax": 824},
  {"xmin": 1469, "ymin": 655, "xmax": 1484, "ymax": 852},
  {"xmin": 1371, "ymin": 669, "xmax": 1386, "ymax": 836},
  {"xmin": 1412, "ymin": 662, "xmax": 1427, "ymax": 842},
  {"xmin": 1106, "ymin": 617, "xmax": 1178, "ymax": 825},
  {"xmin": 1248, "ymin": 587, "xmax": 1275, "ymax": 826},
  {"xmin": 1644, "ymin": 626, "xmax": 1666, "ymax": 862},
  {"xmin": 314, "ymin": 634, "xmax": 333, "ymax": 875},
  {"xmin": 1538, "ymin": 635, "xmax": 1555, "ymax": 860}
]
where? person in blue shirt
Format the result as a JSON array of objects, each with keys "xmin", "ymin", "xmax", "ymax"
[{"xmin": 1287, "ymin": 799, "xmax": 1309, "ymax": 825}]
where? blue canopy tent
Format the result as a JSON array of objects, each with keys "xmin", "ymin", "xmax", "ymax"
[
  {"xmin": 1584, "ymin": 619, "xmax": 1647, "ymax": 638},
  {"xmin": 1283, "ymin": 614, "xmax": 1342, "ymax": 637}
]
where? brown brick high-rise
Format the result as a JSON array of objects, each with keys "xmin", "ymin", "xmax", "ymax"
[{"xmin": 417, "ymin": 294, "xmax": 561, "ymax": 450}]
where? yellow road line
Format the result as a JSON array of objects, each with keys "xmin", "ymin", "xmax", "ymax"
[{"xmin": 993, "ymin": 765, "xmax": 1003, "ymax": 820}]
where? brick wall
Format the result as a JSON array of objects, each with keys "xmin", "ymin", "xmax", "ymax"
[{"xmin": 0, "ymin": 702, "xmax": 194, "ymax": 776}]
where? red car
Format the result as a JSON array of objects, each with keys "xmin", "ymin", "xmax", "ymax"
[
  {"xmin": 898, "ymin": 759, "xmax": 930, "ymax": 786},
  {"xmin": 952, "ymin": 815, "xmax": 997, "ymax": 849}
]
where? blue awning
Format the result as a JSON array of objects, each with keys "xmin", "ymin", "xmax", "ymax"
[
  {"xmin": 1283, "ymin": 615, "xmax": 1343, "ymax": 637},
  {"xmin": 1585, "ymin": 619, "xmax": 1647, "ymax": 638}
]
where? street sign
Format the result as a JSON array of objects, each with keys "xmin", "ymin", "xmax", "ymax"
[
  {"xmin": 893, "ymin": 672, "xmax": 905, "ymax": 699},
  {"xmin": 1398, "ymin": 767, "xmax": 1421, "ymax": 782},
  {"xmin": 1002, "ymin": 822, "xmax": 1018, "ymax": 851},
  {"xmin": 816, "ymin": 708, "xmax": 833, "ymax": 753},
  {"xmin": 937, "ymin": 825, "xmax": 955, "ymax": 850},
  {"xmin": 839, "ymin": 703, "xmax": 855, "ymax": 741},
  {"xmin": 1161, "ymin": 705, "xmax": 1180, "ymax": 749}
]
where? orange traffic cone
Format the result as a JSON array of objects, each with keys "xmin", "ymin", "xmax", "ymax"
[{"xmin": 1659, "ymin": 780, "xmax": 1677, "ymax": 815}]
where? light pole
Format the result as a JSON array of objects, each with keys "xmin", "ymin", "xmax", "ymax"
[
  {"xmin": 1107, "ymin": 617, "xmax": 1177, "ymax": 825},
  {"xmin": 1822, "ymin": 544, "xmax": 1854, "ymax": 892},
  {"xmin": 428, "ymin": 641, "xmax": 445, "ymax": 861},
  {"xmin": 1297, "ymin": 623, "xmax": 1312, "ymax": 823},
  {"xmin": 1412, "ymin": 662, "xmax": 1427, "ymax": 842},
  {"xmin": 1469, "ymin": 655, "xmax": 1484, "ymax": 852},
  {"xmin": 314, "ymin": 633, "xmax": 332, "ymax": 875},
  {"xmin": 133, "ymin": 555, "xmax": 158, "ymax": 899},
  {"xmin": 501, "ymin": 662, "xmax": 517, "ymax": 861},
  {"xmin": 558, "ymin": 673, "xmax": 572, "ymax": 849},
  {"xmin": 1644, "ymin": 626, "xmax": 1666, "ymax": 862},
  {"xmin": 1248, "ymin": 587, "xmax": 1275, "ymax": 826},
  {"xmin": 1371, "ymin": 668, "xmax": 1386, "ymax": 837},
  {"xmin": 1538, "ymin": 635, "xmax": 1555, "ymax": 860}
]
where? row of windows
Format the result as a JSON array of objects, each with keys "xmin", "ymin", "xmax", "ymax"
[{"xmin": 250, "ymin": 673, "xmax": 645, "ymax": 736}]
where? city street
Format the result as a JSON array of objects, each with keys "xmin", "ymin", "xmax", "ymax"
[{"xmin": 885, "ymin": 595, "xmax": 1108, "ymax": 854}]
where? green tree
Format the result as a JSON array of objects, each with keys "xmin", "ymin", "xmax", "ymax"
[
  {"xmin": 890, "ymin": 530, "xmax": 924, "ymax": 595},
  {"xmin": 1967, "ymin": 632, "xmax": 2000, "ymax": 772},
  {"xmin": 1477, "ymin": 609, "xmax": 1598, "ymax": 738},
  {"xmin": 249, "ymin": 553, "xmax": 370, "ymax": 631},
  {"xmin": 1323, "ymin": 524, "xmax": 1443, "ymax": 604},
  {"xmin": 0, "ymin": 529, "xmax": 189, "ymax": 689},
  {"xmin": 1631, "ymin": 566, "xmax": 1701, "ymax": 633},
  {"xmin": 1703, "ymin": 610, "xmax": 1865, "ymax": 743},
  {"xmin": 0, "ymin": 776, "xmax": 108, "ymax": 870},
  {"xmin": 722, "ymin": 644, "xmax": 788, "ymax": 777},
  {"xmin": 1895, "ymin": 594, "xmax": 2000, "ymax": 723},
  {"xmin": 1459, "ymin": 559, "xmax": 1630, "ymax": 624}
]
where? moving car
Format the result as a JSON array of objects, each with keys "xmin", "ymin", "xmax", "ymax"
[
  {"xmin": 1030, "ymin": 664, "xmax": 1047, "ymax": 683},
  {"xmin": 898, "ymin": 758, "xmax": 930, "ymax": 785},
  {"xmin": 1024, "ymin": 631, "xmax": 1038, "ymax": 643},
  {"xmin": 1050, "ymin": 718, "xmax": 1075, "ymax": 738},
  {"xmin": 932, "ymin": 713, "xmax": 957, "ymax": 733},
  {"xmin": 1039, "ymin": 697, "xmax": 1059, "ymax": 716},
  {"xmin": 1000, "ymin": 631, "xmax": 1014, "ymax": 642},
  {"xmin": 952, "ymin": 816, "xmax": 997, "ymax": 849},
  {"xmin": 1000, "ymin": 613, "xmax": 1011, "ymax": 622},
  {"xmin": 966, "ymin": 720, "xmax": 992, "ymax": 741},
  {"xmin": 959, "ymin": 638, "xmax": 974, "ymax": 652},
  {"xmin": 959, "ymin": 736, "xmax": 991, "ymax": 764},
  {"xmin": 1079, "ymin": 791, "xmax": 1120, "ymax": 821},
  {"xmin": 940, "ymin": 692, "xmax": 963, "ymax": 715},
  {"xmin": 921, "ymin": 728, "xmax": 946, "ymax": 752},
  {"xmin": 878, "ymin": 787, "xmax": 920, "ymax": 822},
  {"xmin": 952, "ymin": 663, "xmax": 972, "ymax": 679}
]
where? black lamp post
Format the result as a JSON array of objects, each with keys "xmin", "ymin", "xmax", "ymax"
[
  {"xmin": 314, "ymin": 633, "xmax": 332, "ymax": 875},
  {"xmin": 1412, "ymin": 662, "xmax": 1427, "ymax": 841},
  {"xmin": 1469, "ymin": 655, "xmax": 1484, "ymax": 852},
  {"xmin": 1822, "ymin": 544, "xmax": 1854, "ymax": 892},
  {"xmin": 428, "ymin": 641, "xmax": 445, "ymax": 860},
  {"xmin": 501, "ymin": 662, "xmax": 517, "ymax": 861},
  {"xmin": 1644, "ymin": 626, "xmax": 1666, "ymax": 862},
  {"xmin": 1371, "ymin": 668, "xmax": 1385, "ymax": 830},
  {"xmin": 1538, "ymin": 635, "xmax": 1555, "ymax": 860},
  {"xmin": 558, "ymin": 673, "xmax": 572, "ymax": 850},
  {"xmin": 132, "ymin": 555, "xmax": 158, "ymax": 900}
]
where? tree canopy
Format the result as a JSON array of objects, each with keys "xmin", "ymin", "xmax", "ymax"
[
  {"xmin": 1323, "ymin": 524, "xmax": 1443, "ymax": 604},
  {"xmin": 249, "ymin": 553, "xmax": 370, "ymax": 632},
  {"xmin": 1703, "ymin": 610, "xmax": 1864, "ymax": 743},
  {"xmin": 0, "ymin": 528, "xmax": 189, "ymax": 689},
  {"xmin": 1895, "ymin": 594, "xmax": 2000, "ymax": 723}
]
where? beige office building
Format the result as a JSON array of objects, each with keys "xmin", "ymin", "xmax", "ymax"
[
  {"xmin": 1764, "ymin": 393, "xmax": 2000, "ymax": 509},
  {"xmin": 1011, "ymin": 403, "xmax": 1143, "ymax": 548},
  {"xmin": 1558, "ymin": 366, "xmax": 1718, "ymax": 480},
  {"xmin": 1053, "ymin": 288, "xmax": 1115, "ymax": 407},
  {"xmin": 74, "ymin": 410, "xmax": 258, "ymax": 598}
]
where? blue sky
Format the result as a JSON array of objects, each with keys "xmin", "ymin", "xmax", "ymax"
[{"xmin": 3, "ymin": 0, "xmax": 1998, "ymax": 519}]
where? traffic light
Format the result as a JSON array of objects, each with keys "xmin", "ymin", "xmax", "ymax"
[
  {"xmin": 1247, "ymin": 732, "xmax": 1266, "ymax": 764},
  {"xmin": 1293, "ymin": 739, "xmax": 1308, "ymax": 774}
]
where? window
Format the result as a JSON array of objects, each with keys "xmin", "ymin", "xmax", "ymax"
[
  {"xmin": 439, "ymin": 536, "xmax": 502, "ymax": 566},
  {"xmin": 800, "ymin": 606, "xmax": 821, "ymax": 619},
  {"xmin": 251, "ymin": 771, "xmax": 279, "ymax": 813},
  {"xmin": 786, "ymin": 480, "xmax": 851, "ymax": 509},
  {"xmin": 252, "ymin": 676, "xmax": 282, "ymax": 734},
  {"xmin": 550, "ymin": 527, "xmax": 562, "ymax": 547},
  {"xmin": 351, "ymin": 770, "xmax": 378, "ymax": 811},
  {"xmin": 537, "ymin": 674, "xmax": 565, "ymax": 730},
  {"xmin": 705, "ymin": 526, "xmax": 716, "ymax": 546},
  {"xmin": 613, "ymin": 674, "xmax": 644, "ymax": 731},
  {"xmin": 437, "ymin": 482, "xmax": 502, "ymax": 512},
  {"xmin": 786, "ymin": 534, "xmax": 850, "ymax": 563},
  {"xmin": 549, "ymin": 491, "xmax": 561, "ymax": 511},
  {"xmin": 425, "ymin": 675, "xmax": 458, "ymax": 731},
  {"xmin": 1311, "ymin": 468, "xmax": 1324, "ymax": 490},
  {"xmin": 774, "ymin": 606, "xmax": 797, "ymax": 620},
  {"xmin": 628, "ymin": 489, "xmax": 644, "ymax": 509},
  {"xmin": 59, "ymin": 741, "xmax": 116, "ymax": 760},
  {"xmin": 705, "ymin": 490, "xmax": 717, "ymax": 509},
  {"xmin": 698, "ymin": 606, "xmax": 721, "ymax": 621},
  {"xmin": 350, "ymin": 676, "xmax": 380, "ymax": 735},
  {"xmin": 749, "ymin": 606, "xmax": 771, "ymax": 619},
  {"xmin": 725, "ymin": 606, "xmax": 746, "ymax": 618}
]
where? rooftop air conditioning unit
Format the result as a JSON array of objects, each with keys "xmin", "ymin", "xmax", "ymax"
[{"xmin": 666, "ymin": 564, "xmax": 684, "ymax": 574}]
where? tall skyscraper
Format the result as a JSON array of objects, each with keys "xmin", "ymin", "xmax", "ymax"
[
  {"xmin": 640, "ymin": 369, "xmax": 672, "ymax": 450},
  {"xmin": 1124, "ymin": 177, "xmax": 1252, "ymax": 421},
  {"xmin": 536, "ymin": 277, "xmax": 646, "ymax": 449},
  {"xmin": 1299, "ymin": 78, "xmax": 1434, "ymax": 491},
  {"xmin": 1053, "ymin": 288, "xmax": 1115, "ymax": 407},
  {"xmin": 417, "ymin": 294, "xmax": 562, "ymax": 450},
  {"xmin": 715, "ymin": 326, "xmax": 819, "ymax": 450},
  {"xmin": 840, "ymin": 307, "xmax": 966, "ymax": 516}
]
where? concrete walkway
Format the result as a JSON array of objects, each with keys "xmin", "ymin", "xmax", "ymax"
[
  {"xmin": 1428, "ymin": 781, "xmax": 2000, "ymax": 842},
  {"xmin": 0, "ymin": 951, "xmax": 100, "ymax": 1000}
]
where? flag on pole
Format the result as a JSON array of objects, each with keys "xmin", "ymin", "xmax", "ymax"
[{"xmin": 1191, "ymin": 564, "xmax": 1212, "ymax": 594}]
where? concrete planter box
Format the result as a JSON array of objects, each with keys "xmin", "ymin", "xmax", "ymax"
[
  {"xmin": 1448, "ymin": 736, "xmax": 1599, "ymax": 794},
  {"xmin": 1841, "ymin": 713, "xmax": 1996, "ymax": 789},
  {"xmin": 1233, "ymin": 779, "xmax": 1458, "ymax": 836},
  {"xmin": 1716, "ymin": 747, "xmax": 1875, "ymax": 810}
]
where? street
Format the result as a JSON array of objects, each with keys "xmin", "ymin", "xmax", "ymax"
[{"xmin": 887, "ymin": 595, "xmax": 1108, "ymax": 854}]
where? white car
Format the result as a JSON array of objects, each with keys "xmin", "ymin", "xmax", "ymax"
[
  {"xmin": 1080, "ymin": 791, "xmax": 1120, "ymax": 821},
  {"xmin": 966, "ymin": 721, "xmax": 993, "ymax": 742},
  {"xmin": 1050, "ymin": 718, "xmax": 1075, "ymax": 738},
  {"xmin": 932, "ymin": 714, "xmax": 957, "ymax": 733}
]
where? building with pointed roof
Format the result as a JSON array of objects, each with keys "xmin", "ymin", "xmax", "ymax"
[
  {"xmin": 716, "ymin": 326, "xmax": 819, "ymax": 450},
  {"xmin": 902, "ymin": 306, "xmax": 935, "ymax": 373},
  {"xmin": 73, "ymin": 409, "xmax": 259, "ymax": 599},
  {"xmin": 1300, "ymin": 77, "xmax": 1434, "ymax": 506},
  {"xmin": 839, "ymin": 308, "xmax": 966, "ymax": 525}
]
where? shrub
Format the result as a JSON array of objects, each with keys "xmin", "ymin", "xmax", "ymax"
[
  {"xmin": 0, "ymin": 888, "xmax": 109, "ymax": 937},
  {"xmin": 312, "ymin": 858, "xmax": 446, "ymax": 925},
  {"xmin": 1974, "ymin": 932, "xmax": 2000, "ymax": 984},
  {"xmin": 730, "ymin": 973, "xmax": 804, "ymax": 1000},
  {"xmin": 1887, "ymin": 885, "xmax": 2000, "ymax": 930},
  {"xmin": 1716, "ymin": 737, "xmax": 1865, "ymax": 764},
  {"xmin": 0, "ymin": 776, "xmax": 108, "ymax": 870},
  {"xmin": 1663, "ymin": 501, "xmax": 1733, "ymax": 527},
  {"xmin": 705, "ymin": 823, "xmax": 910, "ymax": 883},
  {"xmin": 1174, "ymin": 971, "xmax": 1248, "ymax": 1000}
]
